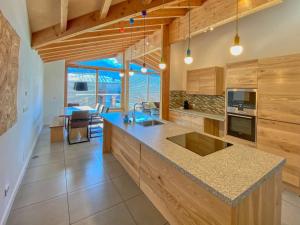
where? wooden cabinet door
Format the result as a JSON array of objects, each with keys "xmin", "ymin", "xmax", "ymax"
[
  {"xmin": 111, "ymin": 126, "xmax": 141, "ymax": 185},
  {"xmin": 258, "ymin": 54, "xmax": 300, "ymax": 124},
  {"xmin": 187, "ymin": 67, "xmax": 224, "ymax": 95},
  {"xmin": 257, "ymin": 119, "xmax": 300, "ymax": 189},
  {"xmin": 226, "ymin": 60, "xmax": 258, "ymax": 88}
]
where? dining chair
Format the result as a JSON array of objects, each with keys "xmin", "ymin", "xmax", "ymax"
[
  {"xmin": 89, "ymin": 105, "xmax": 109, "ymax": 138},
  {"xmin": 67, "ymin": 111, "xmax": 90, "ymax": 144}
]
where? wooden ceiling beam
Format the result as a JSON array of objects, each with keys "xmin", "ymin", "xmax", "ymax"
[
  {"xmin": 134, "ymin": 8, "xmax": 187, "ymax": 19},
  {"xmin": 40, "ymin": 44, "xmax": 133, "ymax": 58},
  {"xmin": 66, "ymin": 54, "xmax": 117, "ymax": 64},
  {"xmin": 60, "ymin": 0, "xmax": 69, "ymax": 33},
  {"xmin": 38, "ymin": 37, "xmax": 143, "ymax": 55},
  {"xmin": 37, "ymin": 33, "xmax": 152, "ymax": 51},
  {"xmin": 43, "ymin": 48, "xmax": 123, "ymax": 62},
  {"xmin": 99, "ymin": 0, "xmax": 113, "ymax": 19},
  {"xmin": 32, "ymin": 0, "xmax": 183, "ymax": 48},
  {"xmin": 164, "ymin": 0, "xmax": 204, "ymax": 8},
  {"xmin": 66, "ymin": 25, "xmax": 161, "ymax": 42}
]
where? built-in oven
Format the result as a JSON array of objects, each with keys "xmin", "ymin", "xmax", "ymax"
[
  {"xmin": 227, "ymin": 89, "xmax": 257, "ymax": 116},
  {"xmin": 227, "ymin": 88, "xmax": 257, "ymax": 142},
  {"xmin": 227, "ymin": 113, "xmax": 256, "ymax": 142}
]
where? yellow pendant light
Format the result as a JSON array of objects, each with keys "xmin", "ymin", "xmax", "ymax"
[
  {"xmin": 230, "ymin": 0, "xmax": 243, "ymax": 56},
  {"xmin": 184, "ymin": 0, "xmax": 193, "ymax": 65}
]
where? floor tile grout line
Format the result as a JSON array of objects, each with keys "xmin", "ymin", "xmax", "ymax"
[{"xmin": 62, "ymin": 140, "xmax": 72, "ymax": 225}]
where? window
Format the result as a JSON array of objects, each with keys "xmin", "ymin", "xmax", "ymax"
[
  {"xmin": 67, "ymin": 67, "xmax": 97, "ymax": 107},
  {"xmin": 98, "ymin": 70, "xmax": 122, "ymax": 109},
  {"xmin": 129, "ymin": 72, "xmax": 161, "ymax": 110}
]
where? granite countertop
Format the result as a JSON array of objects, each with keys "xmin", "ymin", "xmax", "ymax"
[
  {"xmin": 102, "ymin": 112, "xmax": 285, "ymax": 206},
  {"xmin": 170, "ymin": 108, "xmax": 225, "ymax": 121}
]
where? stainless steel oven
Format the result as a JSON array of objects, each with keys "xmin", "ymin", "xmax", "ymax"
[
  {"xmin": 227, "ymin": 88, "xmax": 257, "ymax": 142},
  {"xmin": 227, "ymin": 113, "xmax": 256, "ymax": 142},
  {"xmin": 227, "ymin": 89, "xmax": 257, "ymax": 116}
]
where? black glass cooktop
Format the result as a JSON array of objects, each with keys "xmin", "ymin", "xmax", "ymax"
[{"xmin": 167, "ymin": 132, "xmax": 233, "ymax": 157}]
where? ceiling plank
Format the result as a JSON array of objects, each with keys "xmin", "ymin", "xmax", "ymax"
[
  {"xmin": 99, "ymin": 0, "xmax": 113, "ymax": 19},
  {"xmin": 32, "ymin": 0, "xmax": 183, "ymax": 48},
  {"xmin": 37, "ymin": 32, "xmax": 153, "ymax": 51},
  {"xmin": 134, "ymin": 8, "xmax": 187, "ymax": 19},
  {"xmin": 60, "ymin": 0, "xmax": 69, "ymax": 33},
  {"xmin": 38, "ymin": 36, "xmax": 144, "ymax": 55},
  {"xmin": 66, "ymin": 25, "xmax": 161, "ymax": 42}
]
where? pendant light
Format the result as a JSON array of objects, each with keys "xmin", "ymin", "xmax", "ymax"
[
  {"xmin": 159, "ymin": 0, "xmax": 166, "ymax": 70},
  {"xmin": 119, "ymin": 23, "xmax": 125, "ymax": 77},
  {"xmin": 184, "ymin": 0, "xmax": 193, "ymax": 65},
  {"xmin": 141, "ymin": 10, "xmax": 147, "ymax": 73},
  {"xmin": 129, "ymin": 18, "xmax": 135, "ymax": 76},
  {"xmin": 230, "ymin": 0, "xmax": 243, "ymax": 56}
]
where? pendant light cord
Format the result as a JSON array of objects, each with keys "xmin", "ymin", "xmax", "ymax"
[
  {"xmin": 143, "ymin": 11, "xmax": 146, "ymax": 66},
  {"xmin": 188, "ymin": 0, "xmax": 191, "ymax": 48},
  {"xmin": 235, "ymin": 0, "xmax": 239, "ymax": 34}
]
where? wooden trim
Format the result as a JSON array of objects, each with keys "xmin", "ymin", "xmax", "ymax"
[
  {"xmin": 64, "ymin": 64, "xmax": 68, "ymax": 106},
  {"xmin": 99, "ymin": 0, "xmax": 112, "ymax": 19},
  {"xmin": 66, "ymin": 63, "xmax": 122, "ymax": 72},
  {"xmin": 161, "ymin": 24, "xmax": 170, "ymax": 120},
  {"xmin": 60, "ymin": 0, "xmax": 69, "ymax": 33},
  {"xmin": 31, "ymin": 0, "xmax": 182, "ymax": 48},
  {"xmin": 96, "ymin": 70, "xmax": 99, "ymax": 104}
]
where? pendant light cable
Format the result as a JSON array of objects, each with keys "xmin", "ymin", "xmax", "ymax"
[
  {"xmin": 188, "ymin": 0, "xmax": 191, "ymax": 49},
  {"xmin": 235, "ymin": 0, "xmax": 239, "ymax": 35},
  {"xmin": 143, "ymin": 11, "xmax": 146, "ymax": 66}
]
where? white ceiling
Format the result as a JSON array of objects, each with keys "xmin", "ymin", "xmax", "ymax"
[{"xmin": 27, "ymin": 0, "xmax": 125, "ymax": 32}]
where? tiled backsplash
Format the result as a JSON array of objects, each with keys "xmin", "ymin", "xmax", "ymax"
[{"xmin": 170, "ymin": 90, "xmax": 225, "ymax": 115}]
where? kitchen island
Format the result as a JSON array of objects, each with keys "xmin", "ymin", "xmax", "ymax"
[{"xmin": 102, "ymin": 112, "xmax": 285, "ymax": 225}]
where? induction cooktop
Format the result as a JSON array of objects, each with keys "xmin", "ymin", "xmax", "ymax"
[{"xmin": 167, "ymin": 132, "xmax": 233, "ymax": 157}]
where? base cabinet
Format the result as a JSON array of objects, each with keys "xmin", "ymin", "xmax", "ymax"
[
  {"xmin": 111, "ymin": 126, "xmax": 141, "ymax": 185},
  {"xmin": 140, "ymin": 144, "xmax": 282, "ymax": 225},
  {"xmin": 257, "ymin": 119, "xmax": 300, "ymax": 190}
]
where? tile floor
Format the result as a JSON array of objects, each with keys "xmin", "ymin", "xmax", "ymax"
[{"xmin": 6, "ymin": 128, "xmax": 300, "ymax": 225}]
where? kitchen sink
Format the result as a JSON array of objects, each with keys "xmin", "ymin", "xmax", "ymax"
[{"xmin": 137, "ymin": 120, "xmax": 164, "ymax": 127}]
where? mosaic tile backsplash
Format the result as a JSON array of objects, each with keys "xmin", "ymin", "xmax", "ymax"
[{"xmin": 170, "ymin": 90, "xmax": 225, "ymax": 115}]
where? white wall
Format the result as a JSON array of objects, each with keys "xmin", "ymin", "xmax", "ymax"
[
  {"xmin": 0, "ymin": 0, "xmax": 44, "ymax": 224},
  {"xmin": 170, "ymin": 0, "xmax": 300, "ymax": 90},
  {"xmin": 43, "ymin": 61, "xmax": 65, "ymax": 125}
]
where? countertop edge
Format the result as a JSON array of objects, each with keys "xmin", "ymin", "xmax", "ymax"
[{"xmin": 103, "ymin": 118, "xmax": 285, "ymax": 206}]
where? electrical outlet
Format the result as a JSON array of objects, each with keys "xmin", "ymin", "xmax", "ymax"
[{"xmin": 4, "ymin": 184, "xmax": 10, "ymax": 197}]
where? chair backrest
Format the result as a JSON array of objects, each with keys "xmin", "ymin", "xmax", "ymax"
[
  {"xmin": 98, "ymin": 104, "xmax": 105, "ymax": 113},
  {"xmin": 104, "ymin": 107, "xmax": 109, "ymax": 113},
  {"xmin": 70, "ymin": 111, "xmax": 90, "ymax": 128},
  {"xmin": 68, "ymin": 103, "xmax": 80, "ymax": 107}
]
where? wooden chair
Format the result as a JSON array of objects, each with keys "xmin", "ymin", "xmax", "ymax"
[{"xmin": 67, "ymin": 111, "xmax": 90, "ymax": 144}]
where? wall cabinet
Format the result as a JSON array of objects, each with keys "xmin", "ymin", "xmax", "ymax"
[
  {"xmin": 111, "ymin": 126, "xmax": 141, "ymax": 185},
  {"xmin": 258, "ymin": 54, "xmax": 300, "ymax": 124},
  {"xmin": 186, "ymin": 67, "xmax": 224, "ymax": 95},
  {"xmin": 257, "ymin": 119, "xmax": 300, "ymax": 190},
  {"xmin": 226, "ymin": 60, "xmax": 258, "ymax": 88}
]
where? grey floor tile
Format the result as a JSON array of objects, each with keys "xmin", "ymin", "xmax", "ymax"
[
  {"xmin": 68, "ymin": 181, "xmax": 122, "ymax": 223},
  {"xmin": 13, "ymin": 176, "xmax": 67, "ymax": 209},
  {"xmin": 112, "ymin": 174, "xmax": 142, "ymax": 200},
  {"xmin": 7, "ymin": 195, "xmax": 69, "ymax": 225},
  {"xmin": 125, "ymin": 194, "xmax": 167, "ymax": 225},
  {"xmin": 104, "ymin": 160, "xmax": 126, "ymax": 179},
  {"xmin": 65, "ymin": 153, "xmax": 101, "ymax": 173},
  {"xmin": 29, "ymin": 151, "xmax": 65, "ymax": 168},
  {"xmin": 66, "ymin": 164, "xmax": 109, "ymax": 192},
  {"xmin": 34, "ymin": 142, "xmax": 64, "ymax": 155},
  {"xmin": 282, "ymin": 200, "xmax": 300, "ymax": 225},
  {"xmin": 282, "ymin": 190, "xmax": 300, "ymax": 208},
  {"xmin": 73, "ymin": 203, "xmax": 136, "ymax": 225},
  {"xmin": 22, "ymin": 161, "xmax": 65, "ymax": 184}
]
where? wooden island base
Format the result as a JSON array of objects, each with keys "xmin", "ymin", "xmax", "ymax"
[{"xmin": 103, "ymin": 120, "xmax": 282, "ymax": 225}]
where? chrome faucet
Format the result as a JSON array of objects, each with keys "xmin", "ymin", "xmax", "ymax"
[{"xmin": 132, "ymin": 103, "xmax": 143, "ymax": 122}]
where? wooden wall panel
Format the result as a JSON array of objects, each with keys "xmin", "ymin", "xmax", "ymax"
[{"xmin": 0, "ymin": 12, "xmax": 20, "ymax": 136}]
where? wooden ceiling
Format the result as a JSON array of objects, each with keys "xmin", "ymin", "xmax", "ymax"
[{"xmin": 26, "ymin": 0, "xmax": 205, "ymax": 63}]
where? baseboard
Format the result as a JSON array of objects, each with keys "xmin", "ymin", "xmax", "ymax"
[{"xmin": 0, "ymin": 124, "xmax": 43, "ymax": 225}]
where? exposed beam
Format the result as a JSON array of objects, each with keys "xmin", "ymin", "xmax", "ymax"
[
  {"xmin": 142, "ymin": 0, "xmax": 153, "ymax": 4},
  {"xmin": 66, "ymin": 54, "xmax": 117, "ymax": 63},
  {"xmin": 164, "ymin": 0, "xmax": 204, "ymax": 8},
  {"xmin": 66, "ymin": 63, "xmax": 122, "ymax": 71},
  {"xmin": 38, "ymin": 36, "xmax": 144, "ymax": 55},
  {"xmin": 60, "ymin": 0, "xmax": 69, "ymax": 33},
  {"xmin": 99, "ymin": 0, "xmax": 113, "ymax": 19},
  {"xmin": 134, "ymin": 8, "xmax": 187, "ymax": 19},
  {"xmin": 32, "ymin": 0, "xmax": 183, "ymax": 48},
  {"xmin": 66, "ymin": 25, "xmax": 161, "ymax": 41},
  {"xmin": 38, "ymin": 32, "xmax": 153, "ymax": 51}
]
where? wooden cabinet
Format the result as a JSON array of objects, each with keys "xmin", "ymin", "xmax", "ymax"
[
  {"xmin": 257, "ymin": 119, "xmax": 300, "ymax": 190},
  {"xmin": 111, "ymin": 126, "xmax": 141, "ymax": 185},
  {"xmin": 258, "ymin": 54, "xmax": 300, "ymax": 124},
  {"xmin": 169, "ymin": 110, "xmax": 204, "ymax": 133},
  {"xmin": 186, "ymin": 67, "xmax": 224, "ymax": 95},
  {"xmin": 140, "ymin": 144, "xmax": 281, "ymax": 225},
  {"xmin": 226, "ymin": 60, "xmax": 258, "ymax": 88}
]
